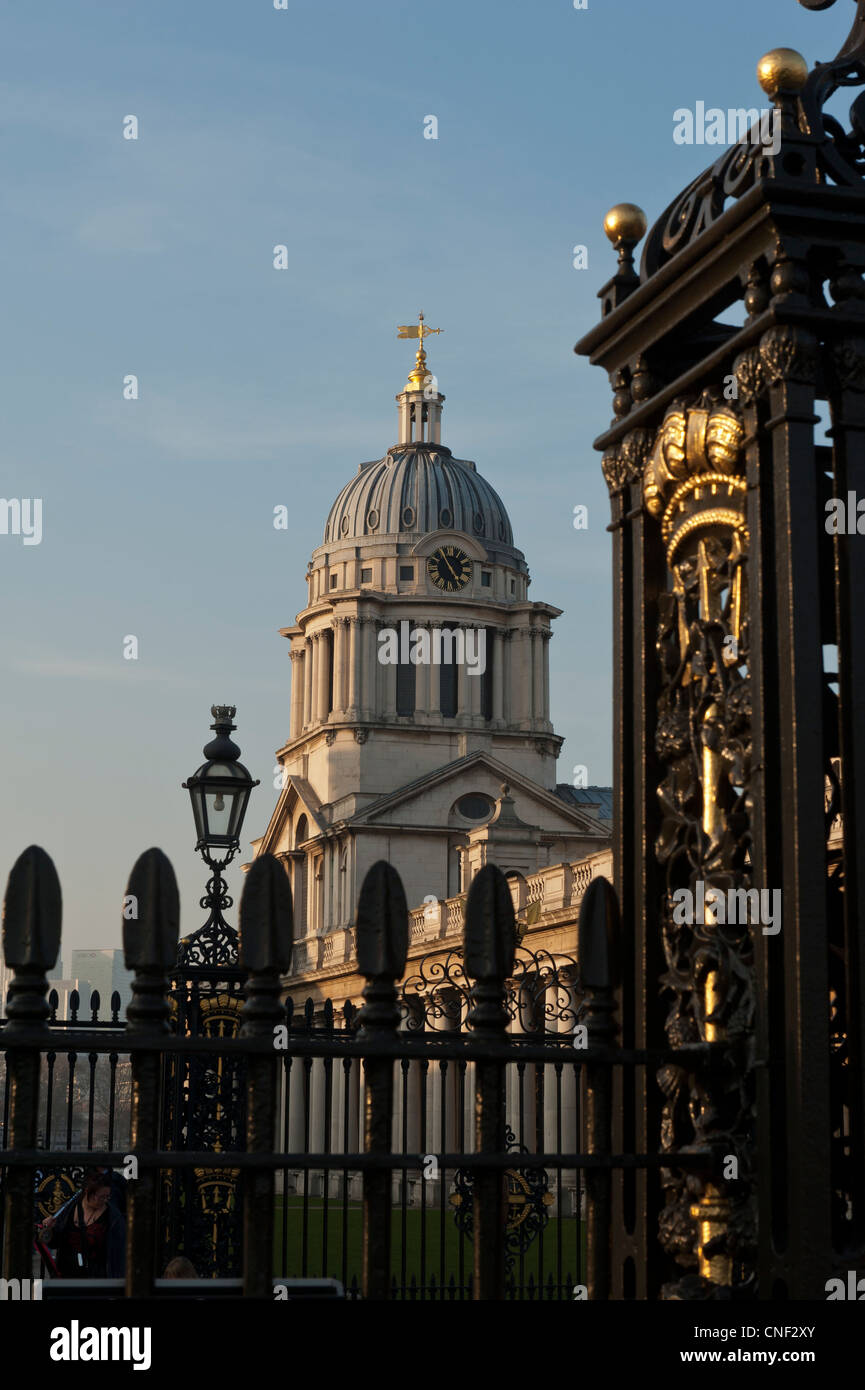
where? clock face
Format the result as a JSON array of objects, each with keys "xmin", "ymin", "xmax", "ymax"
[{"xmin": 427, "ymin": 545, "xmax": 472, "ymax": 592}]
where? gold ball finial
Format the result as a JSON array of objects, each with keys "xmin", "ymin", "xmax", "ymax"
[
  {"xmin": 603, "ymin": 203, "xmax": 648, "ymax": 248},
  {"xmin": 757, "ymin": 48, "xmax": 809, "ymax": 98}
]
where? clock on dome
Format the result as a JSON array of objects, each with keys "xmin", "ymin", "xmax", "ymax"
[{"xmin": 427, "ymin": 545, "xmax": 472, "ymax": 592}]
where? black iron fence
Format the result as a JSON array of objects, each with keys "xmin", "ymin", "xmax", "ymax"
[{"xmin": 0, "ymin": 843, "xmax": 711, "ymax": 1299}]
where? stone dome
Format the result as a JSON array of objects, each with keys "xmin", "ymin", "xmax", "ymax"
[{"xmin": 323, "ymin": 443, "xmax": 514, "ymax": 547}]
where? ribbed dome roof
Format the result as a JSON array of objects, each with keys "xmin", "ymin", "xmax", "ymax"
[{"xmin": 323, "ymin": 444, "xmax": 514, "ymax": 546}]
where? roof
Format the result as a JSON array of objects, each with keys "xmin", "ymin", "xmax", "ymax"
[
  {"xmin": 555, "ymin": 784, "xmax": 613, "ymax": 824},
  {"xmin": 323, "ymin": 443, "xmax": 514, "ymax": 547}
]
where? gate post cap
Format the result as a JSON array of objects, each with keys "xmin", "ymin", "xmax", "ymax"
[
  {"xmin": 464, "ymin": 864, "xmax": 516, "ymax": 981},
  {"xmin": 122, "ymin": 848, "xmax": 179, "ymax": 971},
  {"xmin": 239, "ymin": 853, "xmax": 293, "ymax": 973},
  {"xmin": 2, "ymin": 845, "xmax": 62, "ymax": 970},
  {"xmin": 356, "ymin": 861, "xmax": 408, "ymax": 980},
  {"xmin": 578, "ymin": 876, "xmax": 621, "ymax": 991}
]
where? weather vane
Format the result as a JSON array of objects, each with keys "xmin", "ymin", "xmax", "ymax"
[
  {"xmin": 397, "ymin": 311, "xmax": 442, "ymax": 347},
  {"xmin": 397, "ymin": 311, "xmax": 443, "ymax": 391}
]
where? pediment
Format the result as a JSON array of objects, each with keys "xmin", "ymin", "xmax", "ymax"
[
  {"xmin": 350, "ymin": 751, "xmax": 604, "ymax": 836},
  {"xmin": 249, "ymin": 776, "xmax": 327, "ymax": 858}
]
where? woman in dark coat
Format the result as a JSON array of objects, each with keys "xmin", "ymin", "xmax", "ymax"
[{"xmin": 38, "ymin": 1168, "xmax": 126, "ymax": 1278}]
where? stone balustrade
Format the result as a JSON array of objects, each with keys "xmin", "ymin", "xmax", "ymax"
[{"xmin": 285, "ymin": 848, "xmax": 613, "ymax": 986}]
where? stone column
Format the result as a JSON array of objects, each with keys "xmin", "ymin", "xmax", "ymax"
[
  {"xmin": 346, "ymin": 618, "xmax": 359, "ymax": 716},
  {"xmin": 491, "ymin": 629, "xmax": 504, "ymax": 724},
  {"xmin": 515, "ymin": 627, "xmax": 532, "ymax": 724},
  {"xmin": 287, "ymin": 1055, "xmax": 306, "ymax": 1155},
  {"xmin": 543, "ymin": 630, "xmax": 552, "ymax": 728},
  {"xmin": 302, "ymin": 640, "xmax": 314, "ymax": 728},
  {"xmin": 532, "ymin": 629, "xmax": 544, "ymax": 725},
  {"xmin": 332, "ymin": 619, "xmax": 346, "ymax": 714},
  {"xmin": 415, "ymin": 621, "xmax": 430, "ymax": 717},
  {"xmin": 467, "ymin": 627, "xmax": 484, "ymax": 722},
  {"xmin": 310, "ymin": 633, "xmax": 321, "ymax": 723},
  {"xmin": 427, "ymin": 626, "xmax": 442, "ymax": 722},
  {"xmin": 289, "ymin": 649, "xmax": 303, "ymax": 738},
  {"xmin": 360, "ymin": 618, "xmax": 377, "ymax": 718}
]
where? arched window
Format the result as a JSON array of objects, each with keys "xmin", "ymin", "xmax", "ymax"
[
  {"xmin": 396, "ymin": 655, "xmax": 416, "ymax": 715},
  {"xmin": 439, "ymin": 624, "xmax": 459, "ymax": 718},
  {"xmin": 295, "ymin": 816, "xmax": 308, "ymax": 934},
  {"xmin": 325, "ymin": 628, "xmax": 334, "ymax": 716}
]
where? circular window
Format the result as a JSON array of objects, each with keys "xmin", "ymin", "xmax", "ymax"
[
  {"xmin": 367, "ymin": 508, "xmax": 379, "ymax": 530},
  {"xmin": 439, "ymin": 508, "xmax": 453, "ymax": 528},
  {"xmin": 340, "ymin": 516, "xmax": 350, "ymax": 536},
  {"xmin": 473, "ymin": 511, "xmax": 485, "ymax": 534},
  {"xmin": 498, "ymin": 520, "xmax": 507, "ymax": 541},
  {"xmin": 402, "ymin": 506, "xmax": 415, "ymax": 528},
  {"xmin": 456, "ymin": 794, "xmax": 493, "ymax": 822}
]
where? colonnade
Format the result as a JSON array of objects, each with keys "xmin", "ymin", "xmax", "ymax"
[
  {"xmin": 275, "ymin": 972, "xmax": 581, "ymax": 1211},
  {"xmin": 288, "ymin": 619, "xmax": 553, "ymax": 738}
]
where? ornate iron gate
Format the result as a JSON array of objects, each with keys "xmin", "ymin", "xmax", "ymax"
[{"xmin": 575, "ymin": 0, "xmax": 865, "ymax": 1300}]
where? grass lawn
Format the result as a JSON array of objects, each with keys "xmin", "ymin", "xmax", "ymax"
[{"xmin": 272, "ymin": 1193, "xmax": 586, "ymax": 1298}]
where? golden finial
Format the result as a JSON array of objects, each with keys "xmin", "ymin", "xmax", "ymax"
[
  {"xmin": 397, "ymin": 311, "xmax": 442, "ymax": 392},
  {"xmin": 757, "ymin": 48, "xmax": 809, "ymax": 97},
  {"xmin": 603, "ymin": 204, "xmax": 648, "ymax": 249}
]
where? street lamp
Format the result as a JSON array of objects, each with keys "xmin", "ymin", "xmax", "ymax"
[{"xmin": 181, "ymin": 704, "xmax": 259, "ymax": 965}]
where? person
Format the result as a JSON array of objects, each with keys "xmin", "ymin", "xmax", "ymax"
[
  {"xmin": 37, "ymin": 1168, "xmax": 126, "ymax": 1277},
  {"xmin": 163, "ymin": 1256, "xmax": 197, "ymax": 1278}
]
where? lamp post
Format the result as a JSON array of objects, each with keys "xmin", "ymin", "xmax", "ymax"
[
  {"xmin": 181, "ymin": 704, "xmax": 259, "ymax": 967},
  {"xmin": 162, "ymin": 704, "xmax": 259, "ymax": 1277}
]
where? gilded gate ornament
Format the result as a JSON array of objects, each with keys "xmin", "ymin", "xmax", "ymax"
[{"xmin": 644, "ymin": 392, "xmax": 756, "ymax": 1297}]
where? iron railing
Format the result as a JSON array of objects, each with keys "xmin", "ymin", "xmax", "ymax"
[{"xmin": 0, "ymin": 844, "xmax": 711, "ymax": 1299}]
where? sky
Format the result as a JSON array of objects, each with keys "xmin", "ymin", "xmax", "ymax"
[{"xmin": 0, "ymin": 0, "xmax": 849, "ymax": 962}]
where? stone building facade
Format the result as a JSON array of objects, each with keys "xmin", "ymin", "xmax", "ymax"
[{"xmin": 249, "ymin": 325, "xmax": 612, "ymax": 1011}]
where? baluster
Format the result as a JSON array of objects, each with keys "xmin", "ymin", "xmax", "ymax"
[
  {"xmin": 122, "ymin": 848, "xmax": 179, "ymax": 1297},
  {"xmin": 1, "ymin": 846, "xmax": 61, "ymax": 1280},
  {"xmin": 578, "ymin": 875, "xmax": 621, "ymax": 1302},
  {"xmin": 357, "ymin": 861, "xmax": 408, "ymax": 1301},
  {"xmin": 463, "ymin": 864, "xmax": 515, "ymax": 1301},
  {"xmin": 238, "ymin": 853, "xmax": 292, "ymax": 1297}
]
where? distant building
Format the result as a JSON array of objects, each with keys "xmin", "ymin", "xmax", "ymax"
[
  {"xmin": 68, "ymin": 949, "xmax": 133, "ymax": 1018},
  {"xmin": 250, "ymin": 328, "xmax": 613, "ymax": 1011}
]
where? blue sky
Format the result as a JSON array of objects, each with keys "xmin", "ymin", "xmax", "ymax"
[{"xmin": 0, "ymin": 0, "xmax": 846, "ymax": 960}]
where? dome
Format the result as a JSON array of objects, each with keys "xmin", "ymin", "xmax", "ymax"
[{"xmin": 323, "ymin": 444, "xmax": 514, "ymax": 546}]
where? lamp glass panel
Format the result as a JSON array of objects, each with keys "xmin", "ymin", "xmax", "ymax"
[{"xmin": 203, "ymin": 763, "xmax": 236, "ymax": 840}]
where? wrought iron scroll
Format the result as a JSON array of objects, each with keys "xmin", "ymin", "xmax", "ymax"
[
  {"xmin": 449, "ymin": 1125, "xmax": 554, "ymax": 1272},
  {"xmin": 401, "ymin": 943, "xmax": 581, "ymax": 1034},
  {"xmin": 641, "ymin": 2, "xmax": 865, "ymax": 278}
]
